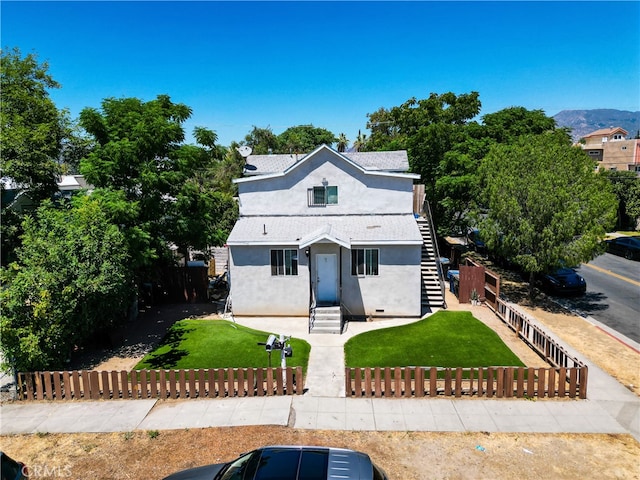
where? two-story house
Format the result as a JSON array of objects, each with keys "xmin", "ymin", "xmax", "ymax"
[
  {"xmin": 580, "ymin": 127, "xmax": 640, "ymax": 173},
  {"xmin": 226, "ymin": 144, "xmax": 443, "ymax": 333}
]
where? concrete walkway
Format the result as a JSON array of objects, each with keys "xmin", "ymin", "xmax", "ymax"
[{"xmin": 1, "ymin": 298, "xmax": 639, "ymax": 442}]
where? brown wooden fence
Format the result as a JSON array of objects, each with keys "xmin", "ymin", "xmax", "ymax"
[
  {"xmin": 17, "ymin": 367, "xmax": 304, "ymax": 401},
  {"xmin": 345, "ymin": 365, "xmax": 588, "ymax": 399},
  {"xmin": 494, "ymin": 299, "xmax": 586, "ymax": 370},
  {"xmin": 464, "ymin": 257, "xmax": 500, "ymax": 309}
]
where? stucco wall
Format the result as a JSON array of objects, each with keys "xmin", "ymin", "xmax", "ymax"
[
  {"xmin": 339, "ymin": 244, "xmax": 422, "ymax": 318},
  {"xmin": 237, "ymin": 149, "xmax": 415, "ymax": 216},
  {"xmin": 229, "ymin": 245, "xmax": 310, "ymax": 316},
  {"xmin": 229, "ymin": 243, "xmax": 422, "ymax": 318}
]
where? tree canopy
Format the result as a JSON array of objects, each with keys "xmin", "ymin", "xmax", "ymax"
[
  {"xmin": 1, "ymin": 48, "xmax": 67, "ymax": 265},
  {"xmin": 276, "ymin": 125, "xmax": 337, "ymax": 154},
  {"xmin": 478, "ymin": 131, "xmax": 617, "ymax": 296},
  {"xmin": 604, "ymin": 170, "xmax": 640, "ymax": 230},
  {"xmin": 240, "ymin": 124, "xmax": 337, "ymax": 154},
  {"xmin": 1, "ymin": 196, "xmax": 133, "ymax": 371},
  {"xmin": 1, "ymin": 48, "xmax": 64, "ymax": 200},
  {"xmin": 79, "ymin": 95, "xmax": 237, "ymax": 269}
]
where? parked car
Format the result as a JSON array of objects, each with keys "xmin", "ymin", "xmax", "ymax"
[
  {"xmin": 162, "ymin": 445, "xmax": 388, "ymax": 480},
  {"xmin": 605, "ymin": 236, "xmax": 640, "ymax": 260},
  {"xmin": 1, "ymin": 451, "xmax": 29, "ymax": 479},
  {"xmin": 536, "ymin": 267, "xmax": 587, "ymax": 296}
]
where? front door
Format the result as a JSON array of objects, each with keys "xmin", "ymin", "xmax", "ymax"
[{"xmin": 316, "ymin": 254, "xmax": 338, "ymax": 305}]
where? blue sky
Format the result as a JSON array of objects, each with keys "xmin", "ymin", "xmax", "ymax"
[{"xmin": 2, "ymin": 1, "xmax": 639, "ymax": 147}]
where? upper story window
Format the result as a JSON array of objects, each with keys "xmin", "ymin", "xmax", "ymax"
[
  {"xmin": 271, "ymin": 249, "xmax": 298, "ymax": 276},
  {"xmin": 588, "ymin": 151, "xmax": 600, "ymax": 156},
  {"xmin": 308, "ymin": 185, "xmax": 338, "ymax": 207},
  {"xmin": 351, "ymin": 248, "xmax": 379, "ymax": 276},
  {"xmin": 613, "ymin": 134, "xmax": 624, "ymax": 140}
]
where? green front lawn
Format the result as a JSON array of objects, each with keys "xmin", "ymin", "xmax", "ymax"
[
  {"xmin": 345, "ymin": 310, "xmax": 525, "ymax": 369},
  {"xmin": 135, "ymin": 319, "xmax": 310, "ymax": 373}
]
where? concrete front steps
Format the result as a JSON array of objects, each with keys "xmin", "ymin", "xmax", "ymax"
[{"xmin": 310, "ymin": 306, "xmax": 342, "ymax": 334}]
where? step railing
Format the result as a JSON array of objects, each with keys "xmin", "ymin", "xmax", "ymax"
[{"xmin": 420, "ymin": 201, "xmax": 446, "ymax": 307}]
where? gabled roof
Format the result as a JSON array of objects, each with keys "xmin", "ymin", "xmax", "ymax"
[
  {"xmin": 226, "ymin": 214, "xmax": 423, "ymax": 247},
  {"xmin": 583, "ymin": 127, "xmax": 628, "ymax": 138},
  {"xmin": 237, "ymin": 144, "xmax": 416, "ymax": 182}
]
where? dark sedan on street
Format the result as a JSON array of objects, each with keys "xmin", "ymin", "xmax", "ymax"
[
  {"xmin": 605, "ymin": 236, "xmax": 640, "ymax": 260},
  {"xmin": 536, "ymin": 267, "xmax": 587, "ymax": 296},
  {"xmin": 163, "ymin": 445, "xmax": 388, "ymax": 480}
]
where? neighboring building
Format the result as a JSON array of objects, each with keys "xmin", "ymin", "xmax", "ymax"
[
  {"xmin": 580, "ymin": 127, "xmax": 640, "ymax": 173},
  {"xmin": 1, "ymin": 175, "xmax": 91, "ymax": 212},
  {"xmin": 226, "ymin": 144, "xmax": 444, "ymax": 333}
]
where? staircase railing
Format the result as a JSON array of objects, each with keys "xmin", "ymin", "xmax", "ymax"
[
  {"xmin": 309, "ymin": 289, "xmax": 317, "ymax": 333},
  {"xmin": 340, "ymin": 302, "xmax": 354, "ymax": 333},
  {"xmin": 423, "ymin": 200, "xmax": 446, "ymax": 307}
]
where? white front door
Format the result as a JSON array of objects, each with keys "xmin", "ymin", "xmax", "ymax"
[{"xmin": 316, "ymin": 254, "xmax": 338, "ymax": 304}]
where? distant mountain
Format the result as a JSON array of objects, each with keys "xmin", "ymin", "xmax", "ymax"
[{"xmin": 553, "ymin": 109, "xmax": 640, "ymax": 142}]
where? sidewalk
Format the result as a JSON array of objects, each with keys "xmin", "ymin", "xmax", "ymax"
[{"xmin": 1, "ymin": 299, "xmax": 639, "ymax": 442}]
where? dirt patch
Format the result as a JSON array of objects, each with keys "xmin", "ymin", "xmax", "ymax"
[
  {"xmin": 465, "ymin": 254, "xmax": 640, "ymax": 397},
  {"xmin": 1, "ymin": 428, "xmax": 638, "ymax": 479},
  {"xmin": 70, "ymin": 303, "xmax": 221, "ymax": 372},
  {"xmin": 518, "ymin": 304, "xmax": 640, "ymax": 396}
]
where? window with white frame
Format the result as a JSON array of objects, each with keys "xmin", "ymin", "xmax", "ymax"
[
  {"xmin": 271, "ymin": 249, "xmax": 298, "ymax": 276},
  {"xmin": 351, "ymin": 248, "xmax": 379, "ymax": 276},
  {"xmin": 308, "ymin": 185, "xmax": 338, "ymax": 206}
]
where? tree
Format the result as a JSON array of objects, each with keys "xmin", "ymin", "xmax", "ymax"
[
  {"xmin": 366, "ymin": 92, "xmax": 481, "ymax": 152},
  {"xmin": 432, "ymin": 107, "xmax": 561, "ymax": 235},
  {"xmin": 243, "ymin": 126, "xmax": 279, "ymax": 155},
  {"xmin": 364, "ymin": 92, "xmax": 481, "ymax": 233},
  {"xmin": 1, "ymin": 48, "xmax": 66, "ymax": 265},
  {"xmin": 276, "ymin": 125, "xmax": 337, "ymax": 153},
  {"xmin": 478, "ymin": 131, "xmax": 617, "ymax": 297},
  {"xmin": 481, "ymin": 107, "xmax": 557, "ymax": 143},
  {"xmin": 337, "ymin": 133, "xmax": 349, "ymax": 152},
  {"xmin": 0, "ymin": 48, "xmax": 64, "ymax": 201},
  {"xmin": 353, "ymin": 130, "xmax": 367, "ymax": 152},
  {"xmin": 0, "ymin": 195, "xmax": 133, "ymax": 371},
  {"xmin": 79, "ymin": 95, "xmax": 236, "ymax": 270},
  {"xmin": 604, "ymin": 170, "xmax": 640, "ymax": 230}
]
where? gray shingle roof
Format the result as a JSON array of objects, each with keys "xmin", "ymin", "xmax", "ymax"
[
  {"xmin": 243, "ymin": 149, "xmax": 409, "ymax": 176},
  {"xmin": 226, "ymin": 214, "xmax": 422, "ymax": 246}
]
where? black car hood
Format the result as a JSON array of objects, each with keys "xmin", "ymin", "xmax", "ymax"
[{"xmin": 162, "ymin": 462, "xmax": 226, "ymax": 480}]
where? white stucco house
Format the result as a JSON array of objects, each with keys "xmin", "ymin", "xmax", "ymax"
[{"xmin": 226, "ymin": 144, "xmax": 444, "ymax": 333}]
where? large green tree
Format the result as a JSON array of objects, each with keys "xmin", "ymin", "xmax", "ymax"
[
  {"xmin": 79, "ymin": 95, "xmax": 236, "ymax": 270},
  {"xmin": 0, "ymin": 48, "xmax": 64, "ymax": 201},
  {"xmin": 478, "ymin": 131, "xmax": 617, "ymax": 297},
  {"xmin": 0, "ymin": 196, "xmax": 133, "ymax": 371},
  {"xmin": 365, "ymin": 92, "xmax": 482, "ymax": 233},
  {"xmin": 1, "ymin": 48, "xmax": 67, "ymax": 265},
  {"xmin": 433, "ymin": 107, "xmax": 560, "ymax": 235}
]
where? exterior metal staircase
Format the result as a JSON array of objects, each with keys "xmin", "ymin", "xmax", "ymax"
[
  {"xmin": 309, "ymin": 305, "xmax": 342, "ymax": 334},
  {"xmin": 416, "ymin": 217, "xmax": 446, "ymax": 312}
]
